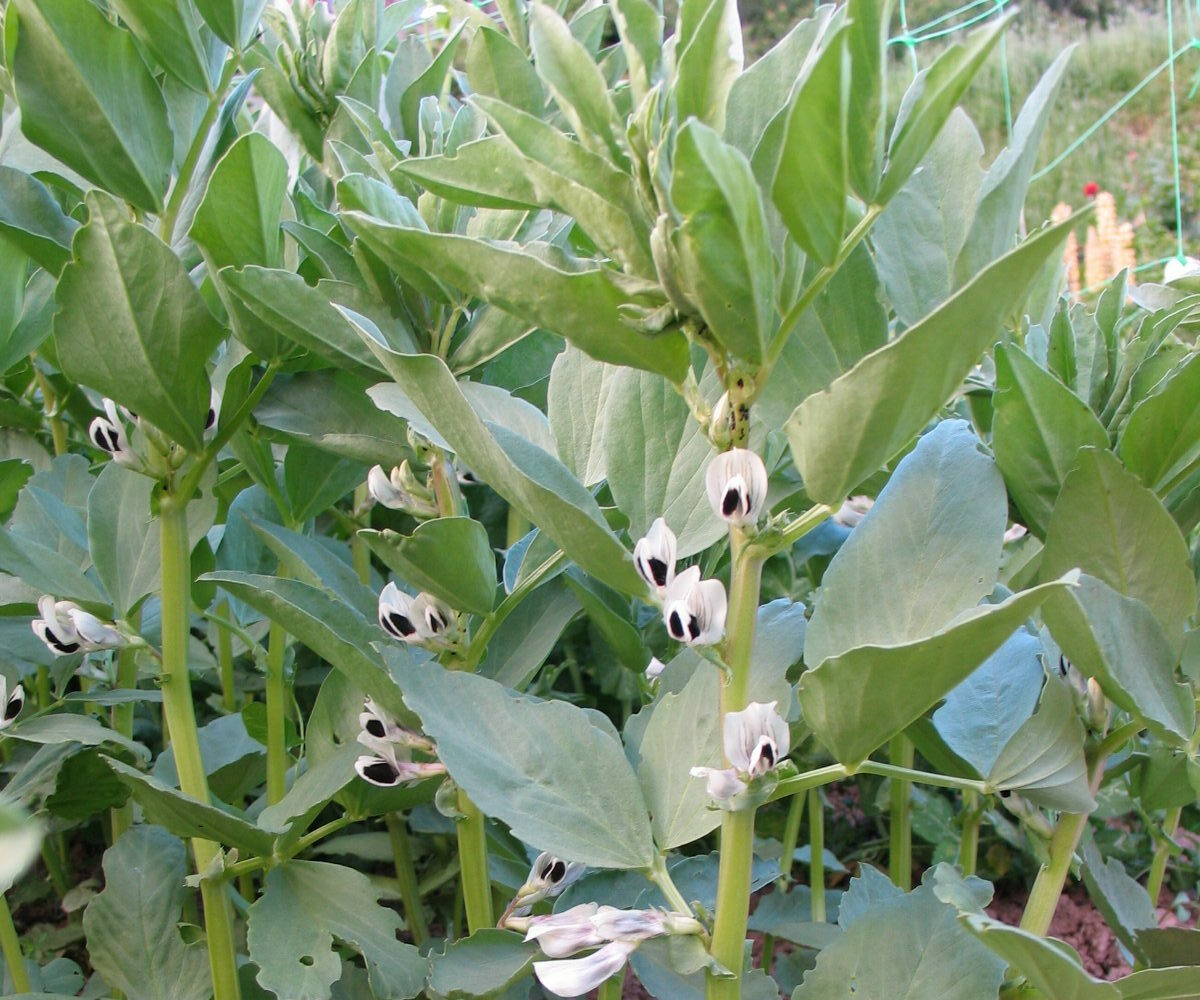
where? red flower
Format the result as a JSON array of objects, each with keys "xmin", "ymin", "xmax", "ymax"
[{"xmin": 1083, "ymin": 181, "xmax": 1100, "ymax": 197}]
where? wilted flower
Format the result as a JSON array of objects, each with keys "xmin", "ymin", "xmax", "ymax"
[
  {"xmin": 644, "ymin": 656, "xmax": 666, "ymax": 681},
  {"xmin": 633, "ymin": 518, "xmax": 676, "ymax": 594},
  {"xmin": 662, "ymin": 566, "xmax": 726, "ymax": 645},
  {"xmin": 534, "ymin": 940, "xmax": 639, "ymax": 997},
  {"xmin": 705, "ymin": 448, "xmax": 768, "ymax": 526},
  {"xmin": 377, "ymin": 582, "xmax": 457, "ymax": 646},
  {"xmin": 31, "ymin": 597, "xmax": 125, "ymax": 656},
  {"xmin": 499, "ymin": 853, "xmax": 587, "ymax": 925},
  {"xmin": 0, "ymin": 676, "xmax": 24, "ymax": 731},
  {"xmin": 832, "ymin": 495, "xmax": 874, "ymax": 529}
]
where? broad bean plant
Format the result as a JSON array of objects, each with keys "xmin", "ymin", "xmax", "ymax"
[{"xmin": 0, "ymin": 0, "xmax": 1197, "ymax": 998}]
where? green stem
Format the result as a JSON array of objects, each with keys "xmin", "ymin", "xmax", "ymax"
[
  {"xmin": 110, "ymin": 635, "xmax": 140, "ymax": 842},
  {"xmin": 31, "ymin": 363, "xmax": 67, "ymax": 457},
  {"xmin": 0, "ymin": 893, "xmax": 29, "ymax": 994},
  {"xmin": 707, "ymin": 530, "xmax": 764, "ymax": 1000},
  {"xmin": 159, "ymin": 497, "xmax": 242, "ymax": 1000},
  {"xmin": 505, "ymin": 505, "xmax": 528, "ymax": 548},
  {"xmin": 387, "ymin": 814, "xmax": 428, "ymax": 946},
  {"xmin": 265, "ymin": 568, "xmax": 289, "ymax": 805},
  {"xmin": 888, "ymin": 735, "xmax": 914, "ymax": 891},
  {"xmin": 766, "ymin": 763, "xmax": 850, "ymax": 804},
  {"xmin": 351, "ymin": 485, "xmax": 371, "ymax": 585},
  {"xmin": 857, "ymin": 760, "xmax": 988, "ymax": 795},
  {"xmin": 456, "ymin": 789, "xmax": 493, "ymax": 933},
  {"xmin": 808, "ymin": 788, "xmax": 826, "ymax": 923},
  {"xmin": 158, "ymin": 55, "xmax": 240, "ymax": 243},
  {"xmin": 648, "ymin": 853, "xmax": 694, "ymax": 916},
  {"xmin": 35, "ymin": 664, "xmax": 50, "ymax": 711},
  {"xmin": 460, "ymin": 550, "xmax": 566, "ymax": 672},
  {"xmin": 215, "ymin": 599, "xmax": 237, "ymax": 714},
  {"xmin": 40, "ymin": 838, "xmax": 70, "ymax": 898},
  {"xmin": 778, "ymin": 789, "xmax": 807, "ymax": 888},
  {"xmin": 960, "ymin": 790, "xmax": 982, "ymax": 877},
  {"xmin": 1145, "ymin": 806, "xmax": 1182, "ymax": 907},
  {"xmin": 763, "ymin": 205, "xmax": 884, "ymax": 372},
  {"xmin": 291, "ymin": 814, "xmax": 355, "ymax": 856},
  {"xmin": 745, "ymin": 504, "xmax": 834, "ymax": 560}
]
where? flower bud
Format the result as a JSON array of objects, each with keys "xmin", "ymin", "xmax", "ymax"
[
  {"xmin": 0, "ymin": 677, "xmax": 24, "ymax": 731},
  {"xmin": 633, "ymin": 518, "xmax": 676, "ymax": 594},
  {"xmin": 644, "ymin": 657, "xmax": 666, "ymax": 681},
  {"xmin": 832, "ymin": 495, "xmax": 874, "ymax": 529},
  {"xmin": 662, "ymin": 566, "xmax": 726, "ymax": 646},
  {"xmin": 706, "ymin": 448, "xmax": 768, "ymax": 526}
]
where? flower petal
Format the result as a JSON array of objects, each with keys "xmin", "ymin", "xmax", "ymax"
[{"xmin": 533, "ymin": 940, "xmax": 638, "ymax": 997}]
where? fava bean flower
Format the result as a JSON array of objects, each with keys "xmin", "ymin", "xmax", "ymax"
[
  {"xmin": 633, "ymin": 517, "xmax": 677, "ymax": 594},
  {"xmin": 499, "ymin": 851, "xmax": 586, "ymax": 924},
  {"xmin": 353, "ymin": 744, "xmax": 445, "ymax": 788},
  {"xmin": 358, "ymin": 698, "xmax": 434, "ymax": 754},
  {"xmin": 0, "ymin": 676, "xmax": 24, "ymax": 731},
  {"xmin": 690, "ymin": 701, "xmax": 790, "ymax": 804},
  {"xmin": 706, "ymin": 448, "xmax": 768, "ymax": 526},
  {"xmin": 88, "ymin": 398, "xmax": 136, "ymax": 467},
  {"xmin": 662, "ymin": 565, "xmax": 726, "ymax": 645},
  {"xmin": 644, "ymin": 656, "xmax": 666, "ymax": 681},
  {"xmin": 377, "ymin": 582, "xmax": 457, "ymax": 646},
  {"xmin": 30, "ymin": 596, "xmax": 125, "ymax": 656}
]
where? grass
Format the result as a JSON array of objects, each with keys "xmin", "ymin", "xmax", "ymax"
[{"xmin": 741, "ymin": 1, "xmax": 1200, "ymax": 273}]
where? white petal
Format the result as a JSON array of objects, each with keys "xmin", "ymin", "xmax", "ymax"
[
  {"xmin": 723, "ymin": 701, "xmax": 789, "ymax": 773},
  {"xmin": 533, "ymin": 940, "xmax": 638, "ymax": 997},
  {"xmin": 66, "ymin": 609, "xmax": 122, "ymax": 649},
  {"xmin": 378, "ymin": 583, "xmax": 419, "ymax": 641},
  {"xmin": 690, "ymin": 765, "xmax": 748, "ymax": 801},
  {"xmin": 706, "ymin": 449, "xmax": 768, "ymax": 526},
  {"xmin": 633, "ymin": 517, "xmax": 677, "ymax": 593},
  {"xmin": 411, "ymin": 592, "xmax": 455, "ymax": 638},
  {"xmin": 1163, "ymin": 256, "xmax": 1200, "ymax": 282},
  {"xmin": 691, "ymin": 579, "xmax": 727, "ymax": 645},
  {"xmin": 590, "ymin": 907, "xmax": 667, "ymax": 941},
  {"xmin": 644, "ymin": 656, "xmax": 665, "ymax": 680},
  {"xmin": 0, "ymin": 680, "xmax": 23, "ymax": 730},
  {"xmin": 367, "ymin": 466, "xmax": 407, "ymax": 509},
  {"xmin": 525, "ymin": 903, "xmax": 602, "ymax": 957}
]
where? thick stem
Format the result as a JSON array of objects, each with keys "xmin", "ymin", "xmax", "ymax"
[
  {"xmin": 0, "ymin": 893, "xmax": 29, "ymax": 994},
  {"xmin": 959, "ymin": 790, "xmax": 981, "ymax": 877},
  {"xmin": 31, "ymin": 364, "xmax": 67, "ymax": 457},
  {"xmin": 110, "ymin": 637, "xmax": 140, "ymax": 842},
  {"xmin": 808, "ymin": 788, "xmax": 826, "ymax": 923},
  {"xmin": 159, "ymin": 498, "xmax": 242, "ymax": 1000},
  {"xmin": 1145, "ymin": 806, "xmax": 1182, "ymax": 907},
  {"xmin": 456, "ymin": 789, "xmax": 493, "ymax": 933},
  {"xmin": 215, "ymin": 599, "xmax": 237, "ymax": 714},
  {"xmin": 888, "ymin": 735, "xmax": 914, "ymax": 891},
  {"xmin": 265, "ymin": 589, "xmax": 289, "ymax": 806},
  {"xmin": 648, "ymin": 854, "xmax": 693, "ymax": 916},
  {"xmin": 35, "ymin": 665, "xmax": 50, "ymax": 710},
  {"xmin": 707, "ymin": 530, "xmax": 764, "ymax": 999},
  {"xmin": 387, "ymin": 814, "xmax": 428, "ymax": 945},
  {"xmin": 351, "ymin": 485, "xmax": 371, "ymax": 585}
]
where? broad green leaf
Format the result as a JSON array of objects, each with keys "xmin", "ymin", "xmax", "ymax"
[
  {"xmin": 547, "ymin": 346, "xmax": 618, "ymax": 486},
  {"xmin": 987, "ymin": 675, "xmax": 1092, "ymax": 812},
  {"xmin": 757, "ymin": 241, "xmax": 887, "ymax": 430},
  {"xmin": 785, "ymin": 211, "xmax": 1078, "ymax": 504},
  {"xmin": 771, "ymin": 27, "xmax": 848, "ymax": 265},
  {"xmin": 396, "ymin": 137, "xmax": 542, "ymax": 210},
  {"xmin": 154, "ymin": 713, "xmax": 266, "ymax": 804},
  {"xmin": 7, "ymin": 714, "xmax": 148, "ymax": 761},
  {"xmin": 636, "ymin": 662, "xmax": 722, "ymax": 849},
  {"xmin": 528, "ymin": 4, "xmax": 622, "ymax": 160},
  {"xmin": 1133, "ymin": 928, "xmax": 1200, "ymax": 969},
  {"xmin": 1043, "ymin": 576, "xmax": 1195, "ymax": 745},
  {"xmin": 672, "ymin": 121, "xmax": 774, "ymax": 363},
  {"xmin": 82, "ymin": 826, "xmax": 211, "ymax": 1000},
  {"xmin": 1082, "ymin": 841, "xmax": 1156, "ymax": 961},
  {"xmin": 1118, "ymin": 968, "xmax": 1200, "ymax": 1000},
  {"xmin": 10, "ymin": 0, "xmax": 172, "ymax": 211},
  {"xmin": 192, "ymin": 133, "xmax": 288, "ymax": 272},
  {"xmin": 844, "ymin": 0, "xmax": 894, "ymax": 199},
  {"xmin": 0, "ymin": 166, "xmax": 78, "ymax": 273},
  {"xmin": 610, "ymin": 0, "xmax": 662, "ymax": 102},
  {"xmin": 0, "ymin": 795, "xmax": 42, "ymax": 893},
  {"xmin": 86, "ymin": 463, "xmax": 159, "ymax": 618},
  {"xmin": 794, "ymin": 877, "xmax": 1005, "ymax": 1000},
  {"xmin": 1118, "ymin": 351, "xmax": 1200, "ymax": 495},
  {"xmin": 602, "ymin": 367, "xmax": 721, "ymax": 559},
  {"xmin": 956, "ymin": 48, "xmax": 1073, "ymax": 279},
  {"xmin": 361, "ymin": 518, "xmax": 495, "ymax": 616},
  {"xmin": 724, "ymin": 9, "xmax": 834, "ymax": 161},
  {"xmin": 799, "ymin": 575, "xmax": 1076, "ymax": 767},
  {"xmin": 673, "ymin": 0, "xmax": 743, "ymax": 133},
  {"xmin": 106, "ymin": 759, "xmax": 277, "ymax": 855},
  {"xmin": 962, "ymin": 914, "xmax": 1120, "ymax": 1000},
  {"xmin": 256, "ymin": 746, "xmax": 358, "ymax": 850},
  {"xmin": 322, "ymin": 0, "xmax": 379, "ymax": 97},
  {"xmin": 479, "ymin": 577, "xmax": 581, "ymax": 689},
  {"xmin": 247, "ymin": 861, "xmax": 424, "ymax": 1000},
  {"xmin": 219, "ymin": 268, "xmax": 416, "ymax": 376},
  {"xmin": 465, "ymin": 28, "xmax": 544, "ymax": 116},
  {"xmin": 55, "ymin": 192, "xmax": 224, "ymax": 452},
  {"xmin": 202, "ymin": 570, "xmax": 411, "ymax": 725},
  {"xmin": 398, "ymin": 23, "xmax": 464, "ymax": 140},
  {"xmin": 1040, "ymin": 448, "xmax": 1196, "ymax": 646},
  {"xmin": 426, "ymin": 930, "xmax": 539, "ymax": 999},
  {"xmin": 746, "ymin": 887, "xmax": 842, "ymax": 950},
  {"xmin": 394, "ymin": 661, "xmax": 656, "ymax": 868},
  {"xmin": 932, "ymin": 630, "xmax": 1043, "ymax": 777},
  {"xmin": 281, "ymin": 444, "xmax": 363, "ymax": 523},
  {"xmin": 992, "ymin": 344, "xmax": 1110, "ymax": 538},
  {"xmin": 256, "ymin": 371, "xmax": 412, "ymax": 466},
  {"xmin": 872, "ymin": 109, "xmax": 984, "ymax": 326},
  {"xmin": 0, "ymin": 523, "xmax": 104, "ymax": 604},
  {"xmin": 878, "ymin": 15, "xmax": 1010, "ymax": 201},
  {"xmin": 109, "ymin": 0, "xmax": 216, "ymax": 94},
  {"xmin": 251, "ymin": 521, "xmax": 376, "ymax": 618},
  {"xmin": 806, "ymin": 421, "xmax": 1006, "ymax": 667},
  {"xmin": 563, "ymin": 570, "xmax": 648, "ymax": 671},
  {"xmin": 342, "ymin": 214, "xmax": 688, "ymax": 381},
  {"xmin": 364, "ymin": 352, "xmax": 644, "ymax": 595},
  {"xmin": 194, "ymin": 0, "xmax": 266, "ymax": 49}
]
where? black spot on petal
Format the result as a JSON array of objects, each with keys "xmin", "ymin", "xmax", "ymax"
[
  {"xmin": 366, "ymin": 718, "xmax": 385, "ymax": 738},
  {"xmin": 548, "ymin": 860, "xmax": 566, "ymax": 883},
  {"xmin": 648, "ymin": 558, "xmax": 668, "ymax": 588},
  {"xmin": 686, "ymin": 615, "xmax": 700, "ymax": 641},
  {"xmin": 762, "ymin": 744, "xmax": 775, "ymax": 766},
  {"xmin": 722, "ymin": 488, "xmax": 741, "ymax": 517},
  {"xmin": 360, "ymin": 759, "xmax": 400, "ymax": 785},
  {"xmin": 4, "ymin": 692, "xmax": 22, "ymax": 721},
  {"xmin": 668, "ymin": 611, "xmax": 685, "ymax": 640},
  {"xmin": 384, "ymin": 612, "xmax": 416, "ymax": 638}
]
